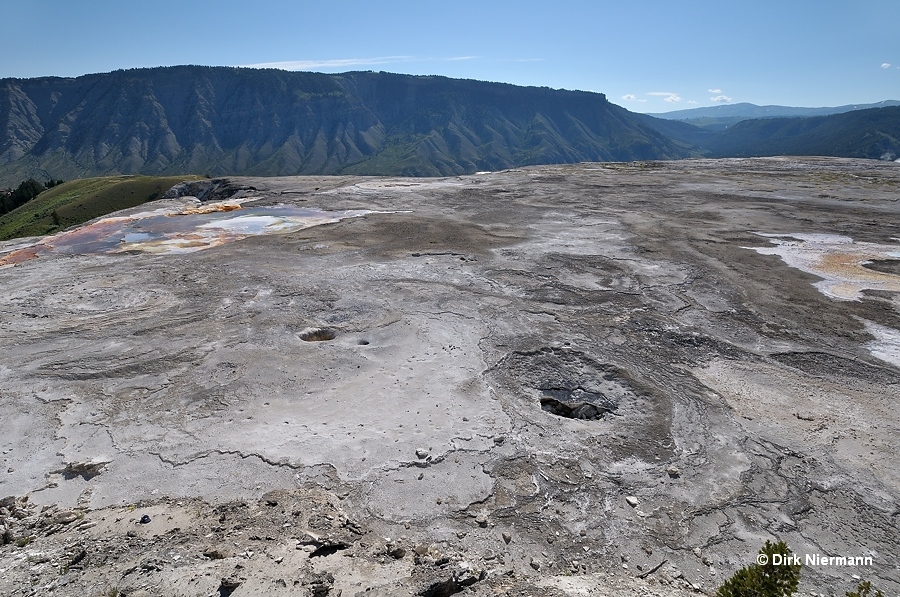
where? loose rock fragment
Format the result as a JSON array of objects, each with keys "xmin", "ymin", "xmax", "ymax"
[
  {"xmin": 303, "ymin": 571, "xmax": 335, "ymax": 597},
  {"xmin": 53, "ymin": 511, "xmax": 78, "ymax": 525},
  {"xmin": 388, "ymin": 545, "xmax": 407, "ymax": 559},
  {"xmin": 57, "ymin": 461, "xmax": 110, "ymax": 480},
  {"xmin": 202, "ymin": 547, "xmax": 229, "ymax": 560}
]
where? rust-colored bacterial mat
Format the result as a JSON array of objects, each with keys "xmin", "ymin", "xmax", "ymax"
[
  {"xmin": 746, "ymin": 233, "xmax": 900, "ymax": 300},
  {"xmin": 0, "ymin": 203, "xmax": 372, "ymax": 265}
]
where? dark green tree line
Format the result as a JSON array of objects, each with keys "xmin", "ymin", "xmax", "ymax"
[{"xmin": 0, "ymin": 178, "xmax": 64, "ymax": 215}]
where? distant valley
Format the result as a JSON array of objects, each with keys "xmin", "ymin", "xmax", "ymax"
[
  {"xmin": 1, "ymin": 66, "xmax": 898, "ymax": 186},
  {"xmin": 647, "ymin": 100, "xmax": 900, "ymax": 130}
]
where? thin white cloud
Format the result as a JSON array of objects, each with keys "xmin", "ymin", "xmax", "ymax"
[
  {"xmin": 242, "ymin": 56, "xmax": 416, "ymax": 70},
  {"xmin": 622, "ymin": 94, "xmax": 637, "ymax": 101},
  {"xmin": 710, "ymin": 94, "xmax": 732, "ymax": 103},
  {"xmin": 647, "ymin": 91, "xmax": 681, "ymax": 103},
  {"xmin": 708, "ymin": 88, "xmax": 722, "ymax": 93},
  {"xmin": 241, "ymin": 55, "xmax": 544, "ymax": 71},
  {"xmin": 688, "ymin": 100, "xmax": 698, "ymax": 104},
  {"xmin": 882, "ymin": 62, "xmax": 892, "ymax": 69}
]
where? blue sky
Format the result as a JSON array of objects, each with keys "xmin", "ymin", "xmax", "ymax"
[{"xmin": 2, "ymin": 0, "xmax": 898, "ymax": 113}]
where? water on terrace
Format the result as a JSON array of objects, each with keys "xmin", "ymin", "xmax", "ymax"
[
  {"xmin": 746, "ymin": 233, "xmax": 900, "ymax": 300},
  {"xmin": 746, "ymin": 232, "xmax": 900, "ymax": 367},
  {"xmin": 0, "ymin": 201, "xmax": 373, "ymax": 265}
]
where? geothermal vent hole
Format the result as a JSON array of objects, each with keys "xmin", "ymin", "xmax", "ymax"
[
  {"xmin": 299, "ymin": 328, "xmax": 337, "ymax": 342},
  {"xmin": 539, "ymin": 388, "xmax": 609, "ymax": 421}
]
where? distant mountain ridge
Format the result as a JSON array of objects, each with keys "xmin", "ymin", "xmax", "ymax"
[
  {"xmin": 702, "ymin": 106, "xmax": 900, "ymax": 160},
  {"xmin": 646, "ymin": 100, "xmax": 900, "ymax": 132},
  {"xmin": 648, "ymin": 100, "xmax": 900, "ymax": 120},
  {"xmin": 1, "ymin": 67, "xmax": 898, "ymax": 187},
  {"xmin": 0, "ymin": 66, "xmax": 694, "ymax": 185}
]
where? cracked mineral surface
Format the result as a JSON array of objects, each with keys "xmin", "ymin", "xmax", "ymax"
[{"xmin": 0, "ymin": 157, "xmax": 898, "ymax": 596}]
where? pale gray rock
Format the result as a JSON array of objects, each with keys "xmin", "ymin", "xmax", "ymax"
[{"xmin": 0, "ymin": 158, "xmax": 898, "ymax": 596}]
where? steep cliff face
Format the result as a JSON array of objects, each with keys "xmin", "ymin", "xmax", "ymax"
[
  {"xmin": 334, "ymin": 71, "xmax": 694, "ymax": 174},
  {"xmin": 0, "ymin": 66, "xmax": 695, "ymax": 183},
  {"xmin": 4, "ymin": 67, "xmax": 899, "ymax": 185},
  {"xmin": 0, "ymin": 81, "xmax": 45, "ymax": 164}
]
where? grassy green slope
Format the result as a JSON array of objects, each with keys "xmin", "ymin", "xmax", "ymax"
[{"xmin": 0, "ymin": 175, "xmax": 200, "ymax": 241}]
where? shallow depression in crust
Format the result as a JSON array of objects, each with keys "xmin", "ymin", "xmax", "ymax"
[{"xmin": 299, "ymin": 327, "xmax": 337, "ymax": 342}]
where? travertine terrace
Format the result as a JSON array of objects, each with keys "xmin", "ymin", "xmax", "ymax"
[{"xmin": 1, "ymin": 157, "xmax": 898, "ymax": 596}]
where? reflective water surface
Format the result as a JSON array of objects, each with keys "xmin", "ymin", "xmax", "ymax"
[
  {"xmin": 0, "ymin": 202, "xmax": 371, "ymax": 265},
  {"xmin": 747, "ymin": 232, "xmax": 900, "ymax": 367},
  {"xmin": 747, "ymin": 233, "xmax": 900, "ymax": 300}
]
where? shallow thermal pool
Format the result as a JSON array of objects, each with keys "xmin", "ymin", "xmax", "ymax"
[
  {"xmin": 746, "ymin": 232, "xmax": 900, "ymax": 367},
  {"xmin": 746, "ymin": 232, "xmax": 900, "ymax": 300},
  {"xmin": 0, "ymin": 202, "xmax": 373, "ymax": 264}
]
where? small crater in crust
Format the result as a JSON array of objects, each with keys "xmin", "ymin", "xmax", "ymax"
[{"xmin": 299, "ymin": 328, "xmax": 337, "ymax": 342}]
